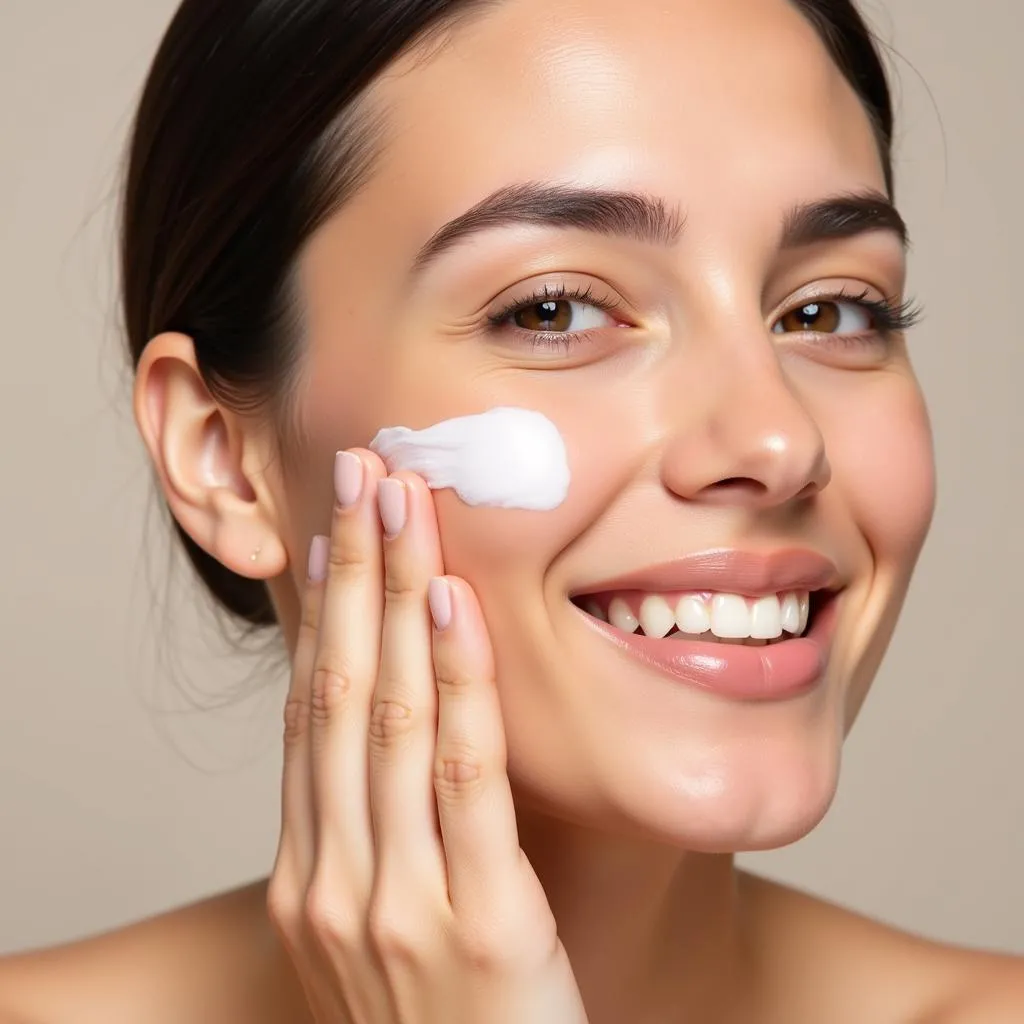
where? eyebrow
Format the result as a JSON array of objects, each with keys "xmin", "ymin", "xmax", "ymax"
[
  {"xmin": 780, "ymin": 190, "xmax": 909, "ymax": 251},
  {"xmin": 409, "ymin": 182, "xmax": 684, "ymax": 277},
  {"xmin": 408, "ymin": 182, "xmax": 908, "ymax": 278}
]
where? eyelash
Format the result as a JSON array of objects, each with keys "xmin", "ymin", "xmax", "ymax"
[
  {"xmin": 486, "ymin": 283, "xmax": 621, "ymax": 352},
  {"xmin": 809, "ymin": 288, "xmax": 924, "ymax": 341},
  {"xmin": 486, "ymin": 282, "xmax": 924, "ymax": 353}
]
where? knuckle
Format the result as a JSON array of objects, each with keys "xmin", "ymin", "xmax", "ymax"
[
  {"xmin": 433, "ymin": 748, "xmax": 485, "ymax": 805},
  {"xmin": 328, "ymin": 527, "xmax": 370, "ymax": 573},
  {"xmin": 454, "ymin": 926, "xmax": 511, "ymax": 973},
  {"xmin": 282, "ymin": 696, "xmax": 310, "ymax": 746},
  {"xmin": 265, "ymin": 876, "xmax": 302, "ymax": 936},
  {"xmin": 367, "ymin": 699, "xmax": 417, "ymax": 750},
  {"xmin": 368, "ymin": 905, "xmax": 424, "ymax": 964},
  {"xmin": 303, "ymin": 883, "xmax": 359, "ymax": 948},
  {"xmin": 455, "ymin": 915, "xmax": 550, "ymax": 974},
  {"xmin": 310, "ymin": 665, "xmax": 354, "ymax": 723},
  {"xmin": 383, "ymin": 565, "xmax": 422, "ymax": 606},
  {"xmin": 434, "ymin": 660, "xmax": 475, "ymax": 691}
]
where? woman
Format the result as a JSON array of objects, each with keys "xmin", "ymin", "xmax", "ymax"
[{"xmin": 1, "ymin": 0, "xmax": 1020, "ymax": 1020}]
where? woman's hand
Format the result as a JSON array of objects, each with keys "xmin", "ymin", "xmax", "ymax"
[{"xmin": 266, "ymin": 449, "xmax": 590, "ymax": 1024}]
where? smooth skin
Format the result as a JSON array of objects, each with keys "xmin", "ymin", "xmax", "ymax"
[
  {"xmin": 2, "ymin": 0, "xmax": 1024, "ymax": 1020},
  {"xmin": 0, "ymin": 463, "xmax": 1022, "ymax": 1024},
  {"xmin": 3, "ymin": 483, "xmax": 1023, "ymax": 1024}
]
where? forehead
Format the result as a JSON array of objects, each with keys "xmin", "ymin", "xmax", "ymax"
[{"xmin": 361, "ymin": 0, "xmax": 884, "ymax": 206}]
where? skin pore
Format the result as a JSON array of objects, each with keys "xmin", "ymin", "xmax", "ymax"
[{"xmin": 129, "ymin": 0, "xmax": 940, "ymax": 1021}]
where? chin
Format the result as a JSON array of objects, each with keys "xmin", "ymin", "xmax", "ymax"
[
  {"xmin": 660, "ymin": 773, "xmax": 840, "ymax": 854},
  {"xmin": 507, "ymin": 700, "xmax": 844, "ymax": 854},
  {"xmin": 629, "ymin": 735, "xmax": 841, "ymax": 852}
]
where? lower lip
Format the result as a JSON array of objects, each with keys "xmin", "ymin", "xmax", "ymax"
[{"xmin": 578, "ymin": 595, "xmax": 840, "ymax": 701}]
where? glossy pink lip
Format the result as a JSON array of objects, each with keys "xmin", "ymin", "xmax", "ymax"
[
  {"xmin": 570, "ymin": 548, "xmax": 841, "ymax": 600},
  {"xmin": 570, "ymin": 548, "xmax": 844, "ymax": 701},
  {"xmin": 577, "ymin": 591, "xmax": 841, "ymax": 701}
]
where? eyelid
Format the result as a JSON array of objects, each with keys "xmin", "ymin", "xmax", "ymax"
[
  {"xmin": 770, "ymin": 287, "xmax": 923, "ymax": 346},
  {"xmin": 773, "ymin": 279, "xmax": 885, "ymax": 311},
  {"xmin": 485, "ymin": 279, "xmax": 629, "ymax": 329}
]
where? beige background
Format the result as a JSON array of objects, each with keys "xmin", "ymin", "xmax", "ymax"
[{"xmin": 1, "ymin": 0, "xmax": 1021, "ymax": 956}]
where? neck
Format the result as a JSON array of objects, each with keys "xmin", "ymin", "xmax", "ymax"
[{"xmin": 516, "ymin": 804, "xmax": 753, "ymax": 1024}]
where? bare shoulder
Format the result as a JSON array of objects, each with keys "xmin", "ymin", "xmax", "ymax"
[
  {"xmin": 919, "ymin": 953, "xmax": 1024, "ymax": 1024},
  {"xmin": 0, "ymin": 877, "xmax": 309, "ymax": 1024},
  {"xmin": 739, "ymin": 870, "xmax": 1024, "ymax": 1024}
]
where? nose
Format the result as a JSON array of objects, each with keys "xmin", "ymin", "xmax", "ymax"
[{"xmin": 658, "ymin": 343, "xmax": 832, "ymax": 510}]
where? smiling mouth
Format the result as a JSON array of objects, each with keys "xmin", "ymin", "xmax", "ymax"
[{"xmin": 570, "ymin": 588, "xmax": 837, "ymax": 646}]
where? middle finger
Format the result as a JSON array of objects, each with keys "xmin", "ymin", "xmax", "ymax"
[{"xmin": 368, "ymin": 471, "xmax": 449, "ymax": 896}]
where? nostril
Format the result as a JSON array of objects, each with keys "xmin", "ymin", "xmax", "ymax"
[{"xmin": 701, "ymin": 478, "xmax": 770, "ymax": 502}]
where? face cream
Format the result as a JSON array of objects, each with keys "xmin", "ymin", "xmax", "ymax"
[{"xmin": 369, "ymin": 406, "xmax": 570, "ymax": 511}]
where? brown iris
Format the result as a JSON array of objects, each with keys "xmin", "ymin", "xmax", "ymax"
[
  {"xmin": 777, "ymin": 300, "xmax": 842, "ymax": 333},
  {"xmin": 515, "ymin": 299, "xmax": 573, "ymax": 332}
]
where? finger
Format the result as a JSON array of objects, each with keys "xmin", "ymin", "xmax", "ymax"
[
  {"xmin": 272, "ymin": 534, "xmax": 329, "ymax": 885},
  {"xmin": 429, "ymin": 577, "xmax": 522, "ymax": 916},
  {"xmin": 309, "ymin": 448, "xmax": 389, "ymax": 892},
  {"xmin": 368, "ymin": 471, "xmax": 449, "ymax": 896}
]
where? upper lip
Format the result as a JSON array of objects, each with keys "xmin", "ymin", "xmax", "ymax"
[{"xmin": 570, "ymin": 548, "xmax": 842, "ymax": 599}]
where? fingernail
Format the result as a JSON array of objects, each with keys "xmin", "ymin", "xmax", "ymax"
[
  {"xmin": 334, "ymin": 451, "xmax": 363, "ymax": 509},
  {"xmin": 428, "ymin": 577, "xmax": 452, "ymax": 631},
  {"xmin": 377, "ymin": 478, "xmax": 407, "ymax": 539},
  {"xmin": 307, "ymin": 535, "xmax": 329, "ymax": 582}
]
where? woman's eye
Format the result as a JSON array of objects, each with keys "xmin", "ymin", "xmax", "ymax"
[
  {"xmin": 771, "ymin": 299, "xmax": 872, "ymax": 336},
  {"xmin": 507, "ymin": 297, "xmax": 615, "ymax": 334}
]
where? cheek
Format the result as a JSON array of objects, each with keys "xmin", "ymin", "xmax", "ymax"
[
  {"xmin": 433, "ymin": 384, "xmax": 653, "ymax": 599},
  {"xmin": 826, "ymin": 374, "xmax": 935, "ymax": 722},
  {"xmin": 832, "ymin": 374, "xmax": 936, "ymax": 566}
]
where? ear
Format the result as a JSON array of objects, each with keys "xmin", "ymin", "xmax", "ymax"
[{"xmin": 133, "ymin": 332, "xmax": 288, "ymax": 580}]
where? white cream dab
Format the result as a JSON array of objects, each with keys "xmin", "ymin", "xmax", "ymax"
[{"xmin": 369, "ymin": 407, "xmax": 570, "ymax": 511}]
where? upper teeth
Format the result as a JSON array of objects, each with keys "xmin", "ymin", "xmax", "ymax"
[{"xmin": 585, "ymin": 590, "xmax": 811, "ymax": 641}]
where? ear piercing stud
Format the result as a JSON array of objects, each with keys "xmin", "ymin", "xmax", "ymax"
[{"xmin": 250, "ymin": 545, "xmax": 262, "ymax": 563}]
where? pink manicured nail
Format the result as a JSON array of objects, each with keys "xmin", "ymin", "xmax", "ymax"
[
  {"xmin": 428, "ymin": 577, "xmax": 452, "ymax": 631},
  {"xmin": 307, "ymin": 535, "xmax": 329, "ymax": 582},
  {"xmin": 334, "ymin": 451, "xmax": 363, "ymax": 508},
  {"xmin": 377, "ymin": 478, "xmax": 407, "ymax": 539}
]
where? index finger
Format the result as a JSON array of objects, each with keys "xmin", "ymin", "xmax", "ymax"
[{"xmin": 308, "ymin": 448, "xmax": 389, "ymax": 883}]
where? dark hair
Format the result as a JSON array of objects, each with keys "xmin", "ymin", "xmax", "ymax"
[{"xmin": 120, "ymin": 0, "xmax": 895, "ymax": 629}]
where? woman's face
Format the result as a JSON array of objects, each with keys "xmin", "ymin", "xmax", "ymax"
[{"xmin": 275, "ymin": 0, "xmax": 935, "ymax": 851}]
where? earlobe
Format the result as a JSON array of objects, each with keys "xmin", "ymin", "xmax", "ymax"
[{"xmin": 132, "ymin": 332, "xmax": 287, "ymax": 580}]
